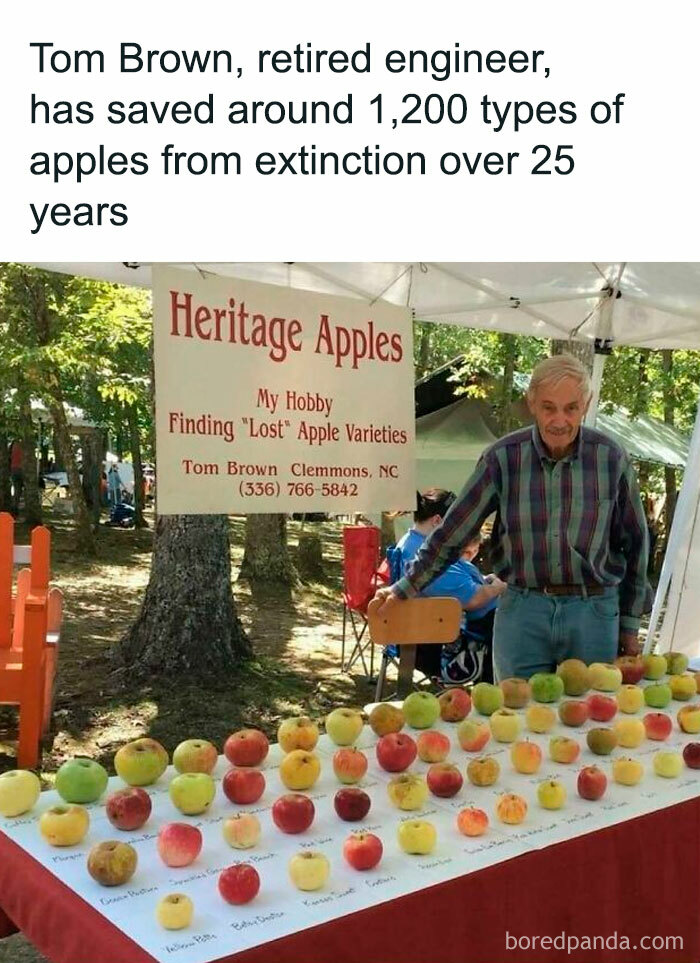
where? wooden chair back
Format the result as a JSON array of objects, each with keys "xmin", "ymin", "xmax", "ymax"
[{"xmin": 368, "ymin": 597, "xmax": 462, "ymax": 646}]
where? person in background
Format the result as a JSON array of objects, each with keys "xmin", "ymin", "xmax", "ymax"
[
  {"xmin": 9, "ymin": 440, "xmax": 24, "ymax": 517},
  {"xmin": 107, "ymin": 464, "xmax": 122, "ymax": 508}
]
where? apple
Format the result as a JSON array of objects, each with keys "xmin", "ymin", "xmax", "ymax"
[
  {"xmin": 334, "ymin": 787, "xmax": 372, "ymax": 821},
  {"xmin": 588, "ymin": 662, "xmax": 623, "ymax": 692},
  {"xmin": 114, "ymin": 738, "xmax": 169, "ymax": 787},
  {"xmin": 397, "ymin": 819, "xmax": 437, "ymax": 855},
  {"xmin": 558, "ymin": 700, "xmax": 590, "ymax": 727},
  {"xmin": 169, "ymin": 772, "xmax": 216, "ymax": 815},
  {"xmin": 343, "ymin": 831, "xmax": 383, "ymax": 870},
  {"xmin": 279, "ymin": 750, "xmax": 321, "ymax": 791},
  {"xmin": 682, "ymin": 743, "xmax": 700, "ymax": 769},
  {"xmin": 663, "ymin": 651, "xmax": 689, "ymax": 676},
  {"xmin": 489, "ymin": 708, "xmax": 522, "ymax": 743},
  {"xmin": 471, "ymin": 682, "xmax": 504, "ymax": 716},
  {"xmin": 677, "ymin": 704, "xmax": 700, "ymax": 734},
  {"xmin": 694, "ymin": 672, "xmax": 700, "ymax": 694},
  {"xmin": 556, "ymin": 659, "xmax": 591, "ymax": 696},
  {"xmin": 0, "ymin": 770, "xmax": 41, "ymax": 818},
  {"xmin": 577, "ymin": 765, "xmax": 607, "ymax": 800},
  {"xmin": 616, "ymin": 685, "xmax": 644, "ymax": 714},
  {"xmin": 87, "ymin": 841, "xmax": 138, "ymax": 886},
  {"xmin": 426, "ymin": 762, "xmax": 463, "ymax": 798},
  {"xmin": 156, "ymin": 893, "xmax": 194, "ymax": 930},
  {"xmin": 288, "ymin": 851, "xmax": 330, "ymax": 890},
  {"xmin": 438, "ymin": 687, "xmax": 472, "ymax": 721},
  {"xmin": 587, "ymin": 693, "xmax": 618, "ymax": 722},
  {"xmin": 375, "ymin": 732, "xmax": 417, "ymax": 772},
  {"xmin": 537, "ymin": 779, "xmax": 566, "ymax": 810},
  {"xmin": 643, "ymin": 653, "xmax": 668, "ymax": 681},
  {"xmin": 549, "ymin": 736, "xmax": 580, "ymax": 764},
  {"xmin": 402, "ymin": 691, "xmax": 440, "ymax": 729},
  {"xmin": 612, "ymin": 756, "xmax": 644, "ymax": 786},
  {"xmin": 277, "ymin": 717, "xmax": 319, "ymax": 754},
  {"xmin": 530, "ymin": 673, "xmax": 565, "ymax": 703},
  {"xmin": 39, "ymin": 804, "xmax": 89, "ymax": 846},
  {"xmin": 615, "ymin": 656, "xmax": 646, "ymax": 686},
  {"xmin": 416, "ymin": 730, "xmax": 451, "ymax": 762},
  {"xmin": 333, "ymin": 747, "xmax": 368, "ymax": 784},
  {"xmin": 670, "ymin": 674, "xmax": 697, "ymax": 701},
  {"xmin": 157, "ymin": 823, "xmax": 202, "ymax": 867},
  {"xmin": 456, "ymin": 719, "xmax": 491, "ymax": 752},
  {"xmin": 272, "ymin": 793, "xmax": 315, "ymax": 833},
  {"xmin": 105, "ymin": 787, "xmax": 152, "ymax": 831},
  {"xmin": 223, "ymin": 729, "xmax": 269, "ymax": 767},
  {"xmin": 644, "ymin": 683, "xmax": 672, "ymax": 709},
  {"xmin": 55, "ymin": 758, "xmax": 108, "ymax": 804},
  {"xmin": 586, "ymin": 728, "xmax": 618, "ymax": 755},
  {"xmin": 173, "ymin": 739, "xmax": 218, "ymax": 775},
  {"xmin": 222, "ymin": 812, "xmax": 261, "ymax": 849},
  {"xmin": 368, "ymin": 703, "xmax": 404, "ymax": 736},
  {"xmin": 643, "ymin": 712, "xmax": 673, "ymax": 740},
  {"xmin": 525, "ymin": 704, "xmax": 556, "ymax": 733},
  {"xmin": 653, "ymin": 750, "xmax": 683, "ymax": 778},
  {"xmin": 222, "ymin": 767, "xmax": 265, "ymax": 805},
  {"xmin": 325, "ymin": 708, "xmax": 364, "ymax": 746},
  {"xmin": 499, "ymin": 677, "xmax": 531, "ymax": 709},
  {"xmin": 613, "ymin": 717, "xmax": 645, "ymax": 749},
  {"xmin": 510, "ymin": 740, "xmax": 542, "ymax": 774},
  {"xmin": 456, "ymin": 807, "xmax": 489, "ymax": 836},
  {"xmin": 495, "ymin": 793, "xmax": 527, "ymax": 825},
  {"xmin": 467, "ymin": 755, "xmax": 500, "ymax": 787},
  {"xmin": 218, "ymin": 864, "xmax": 260, "ymax": 904},
  {"xmin": 387, "ymin": 773, "xmax": 428, "ymax": 810}
]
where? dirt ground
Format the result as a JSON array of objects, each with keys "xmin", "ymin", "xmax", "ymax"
[{"xmin": 0, "ymin": 509, "xmax": 386, "ymax": 962}]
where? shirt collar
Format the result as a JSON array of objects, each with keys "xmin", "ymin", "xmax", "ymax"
[{"xmin": 531, "ymin": 424, "xmax": 583, "ymax": 463}]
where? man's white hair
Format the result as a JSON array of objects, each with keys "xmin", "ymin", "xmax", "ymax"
[{"xmin": 527, "ymin": 353, "xmax": 592, "ymax": 401}]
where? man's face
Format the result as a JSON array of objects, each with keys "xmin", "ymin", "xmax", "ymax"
[{"xmin": 527, "ymin": 376, "xmax": 589, "ymax": 456}]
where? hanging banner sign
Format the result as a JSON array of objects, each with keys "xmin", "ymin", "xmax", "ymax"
[{"xmin": 153, "ymin": 265, "xmax": 415, "ymax": 513}]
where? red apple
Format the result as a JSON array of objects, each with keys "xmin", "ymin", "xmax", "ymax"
[
  {"xmin": 157, "ymin": 823, "xmax": 203, "ymax": 867},
  {"xmin": 218, "ymin": 863, "xmax": 260, "ymax": 904},
  {"xmin": 343, "ymin": 832, "xmax": 383, "ymax": 870},
  {"xmin": 332, "ymin": 748, "xmax": 368, "ymax": 784},
  {"xmin": 682, "ymin": 743, "xmax": 700, "ymax": 769},
  {"xmin": 615, "ymin": 656, "xmax": 646, "ymax": 686},
  {"xmin": 587, "ymin": 693, "xmax": 618, "ymax": 723},
  {"xmin": 222, "ymin": 767, "xmax": 266, "ymax": 805},
  {"xmin": 643, "ymin": 712, "xmax": 673, "ymax": 741},
  {"xmin": 577, "ymin": 766, "xmax": 607, "ymax": 801},
  {"xmin": 271, "ymin": 793, "xmax": 315, "ymax": 834},
  {"xmin": 426, "ymin": 762, "xmax": 463, "ymax": 798},
  {"xmin": 334, "ymin": 788, "xmax": 371, "ymax": 821},
  {"xmin": 223, "ymin": 729, "xmax": 269, "ymax": 767},
  {"xmin": 438, "ymin": 687, "xmax": 472, "ymax": 722},
  {"xmin": 375, "ymin": 732, "xmax": 417, "ymax": 772},
  {"xmin": 558, "ymin": 700, "xmax": 590, "ymax": 727},
  {"xmin": 105, "ymin": 787, "xmax": 152, "ymax": 831}
]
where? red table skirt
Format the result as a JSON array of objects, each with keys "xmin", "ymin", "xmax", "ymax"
[{"xmin": 2, "ymin": 797, "xmax": 700, "ymax": 963}]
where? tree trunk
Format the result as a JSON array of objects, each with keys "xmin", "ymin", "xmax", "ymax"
[
  {"xmin": 121, "ymin": 514, "xmax": 250, "ymax": 675},
  {"xmin": 127, "ymin": 403, "xmax": 147, "ymax": 528},
  {"xmin": 0, "ymin": 432, "xmax": 11, "ymax": 513},
  {"xmin": 415, "ymin": 323, "xmax": 433, "ymax": 380},
  {"xmin": 49, "ymin": 398, "xmax": 97, "ymax": 555},
  {"xmin": 81, "ymin": 431, "xmax": 102, "ymax": 528},
  {"xmin": 662, "ymin": 349, "xmax": 677, "ymax": 534},
  {"xmin": 239, "ymin": 514, "xmax": 298, "ymax": 584},
  {"xmin": 297, "ymin": 532, "xmax": 324, "ymax": 580},
  {"xmin": 497, "ymin": 335, "xmax": 518, "ymax": 435},
  {"xmin": 551, "ymin": 339, "xmax": 594, "ymax": 372},
  {"xmin": 18, "ymin": 396, "xmax": 42, "ymax": 528}
]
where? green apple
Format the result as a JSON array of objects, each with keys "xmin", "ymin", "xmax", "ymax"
[
  {"xmin": 537, "ymin": 779, "xmax": 566, "ymax": 810},
  {"xmin": 114, "ymin": 738, "xmax": 169, "ymax": 786},
  {"xmin": 471, "ymin": 682, "xmax": 504, "ymax": 716},
  {"xmin": 402, "ymin": 692, "xmax": 440, "ymax": 729},
  {"xmin": 325, "ymin": 708, "xmax": 364, "ymax": 746},
  {"xmin": 55, "ymin": 758, "xmax": 109, "ymax": 804},
  {"xmin": 0, "ymin": 769, "xmax": 41, "ymax": 818},
  {"xmin": 653, "ymin": 750, "xmax": 683, "ymax": 778},
  {"xmin": 643, "ymin": 654, "xmax": 668, "ymax": 680},
  {"xmin": 397, "ymin": 819, "xmax": 437, "ymax": 855},
  {"xmin": 529, "ymin": 673, "xmax": 565, "ymax": 703},
  {"xmin": 644, "ymin": 683, "xmax": 672, "ymax": 709},
  {"xmin": 663, "ymin": 651, "xmax": 689, "ymax": 676},
  {"xmin": 169, "ymin": 772, "xmax": 216, "ymax": 815}
]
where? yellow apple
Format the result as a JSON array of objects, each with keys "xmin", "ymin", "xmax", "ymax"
[
  {"xmin": 39, "ymin": 804, "xmax": 90, "ymax": 846},
  {"xmin": 678, "ymin": 704, "xmax": 700, "ymax": 733},
  {"xmin": 495, "ymin": 793, "xmax": 527, "ymax": 825},
  {"xmin": 222, "ymin": 813, "xmax": 261, "ymax": 849},
  {"xmin": 0, "ymin": 770, "xmax": 41, "ymax": 818},
  {"xmin": 588, "ymin": 663, "xmax": 623, "ymax": 692},
  {"xmin": 612, "ymin": 757, "xmax": 644, "ymax": 786},
  {"xmin": 525, "ymin": 704, "xmax": 556, "ymax": 734},
  {"xmin": 325, "ymin": 708, "xmax": 364, "ymax": 746},
  {"xmin": 537, "ymin": 779, "xmax": 566, "ymax": 810},
  {"xmin": 277, "ymin": 717, "xmax": 319, "ymax": 753},
  {"xmin": 548, "ymin": 736, "xmax": 580, "ymax": 764},
  {"xmin": 489, "ymin": 708, "xmax": 522, "ymax": 743},
  {"xmin": 169, "ymin": 772, "xmax": 216, "ymax": 815},
  {"xmin": 397, "ymin": 819, "xmax": 437, "ymax": 855},
  {"xmin": 616, "ymin": 685, "xmax": 644, "ymax": 714},
  {"xmin": 114, "ymin": 738, "xmax": 168, "ymax": 787},
  {"xmin": 288, "ymin": 851, "xmax": 330, "ymax": 891},
  {"xmin": 653, "ymin": 751, "xmax": 683, "ymax": 778},
  {"xmin": 467, "ymin": 756, "xmax": 500, "ymax": 787},
  {"xmin": 156, "ymin": 893, "xmax": 194, "ymax": 930},
  {"xmin": 613, "ymin": 717, "xmax": 646, "ymax": 749},
  {"xmin": 669, "ymin": 674, "xmax": 697, "ymax": 701},
  {"xmin": 279, "ymin": 750, "xmax": 321, "ymax": 791},
  {"xmin": 387, "ymin": 773, "xmax": 428, "ymax": 811}
]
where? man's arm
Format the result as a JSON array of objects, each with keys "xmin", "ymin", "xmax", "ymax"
[{"xmin": 614, "ymin": 460, "xmax": 652, "ymax": 641}]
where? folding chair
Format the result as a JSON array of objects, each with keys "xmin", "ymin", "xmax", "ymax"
[{"xmin": 341, "ymin": 526, "xmax": 381, "ymax": 678}]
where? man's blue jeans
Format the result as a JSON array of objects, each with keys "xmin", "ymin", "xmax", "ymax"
[{"xmin": 492, "ymin": 585, "xmax": 619, "ymax": 681}]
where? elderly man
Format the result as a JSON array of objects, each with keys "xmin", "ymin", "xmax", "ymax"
[{"xmin": 375, "ymin": 353, "xmax": 652, "ymax": 680}]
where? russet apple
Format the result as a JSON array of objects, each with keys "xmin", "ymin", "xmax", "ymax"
[
  {"xmin": 87, "ymin": 841, "xmax": 138, "ymax": 886},
  {"xmin": 489, "ymin": 708, "xmax": 522, "ymax": 743},
  {"xmin": 397, "ymin": 819, "xmax": 437, "ymax": 854},
  {"xmin": 375, "ymin": 732, "xmax": 417, "ymax": 772},
  {"xmin": 438, "ymin": 687, "xmax": 472, "ymax": 721},
  {"xmin": 643, "ymin": 712, "xmax": 673, "ymax": 740},
  {"xmin": 156, "ymin": 893, "xmax": 194, "ymax": 930},
  {"xmin": 456, "ymin": 719, "xmax": 491, "ymax": 752},
  {"xmin": 105, "ymin": 787, "xmax": 152, "ymax": 831},
  {"xmin": 55, "ymin": 757, "xmax": 109, "ymax": 804},
  {"xmin": 277, "ymin": 717, "xmax": 319, "ymax": 754},
  {"xmin": 499, "ymin": 677, "xmax": 531, "ymax": 709},
  {"xmin": 223, "ymin": 729, "xmax": 269, "ymax": 767},
  {"xmin": 529, "ymin": 672, "xmax": 565, "ymax": 704},
  {"xmin": 682, "ymin": 743, "xmax": 700, "ymax": 769},
  {"xmin": 556, "ymin": 659, "xmax": 591, "ymax": 696},
  {"xmin": 677, "ymin": 704, "xmax": 700, "ymax": 734},
  {"xmin": 653, "ymin": 750, "xmax": 683, "ymax": 778},
  {"xmin": 669, "ymin": 674, "xmax": 697, "ymax": 701},
  {"xmin": 272, "ymin": 793, "xmax": 315, "ymax": 833},
  {"xmin": 615, "ymin": 656, "xmax": 646, "ymax": 686},
  {"xmin": 0, "ymin": 769, "xmax": 41, "ymax": 818},
  {"xmin": 577, "ymin": 765, "xmax": 607, "ymax": 800},
  {"xmin": 218, "ymin": 864, "xmax": 260, "ymax": 904},
  {"xmin": 558, "ymin": 699, "xmax": 590, "ymax": 727},
  {"xmin": 279, "ymin": 750, "xmax": 321, "ymax": 791},
  {"xmin": 549, "ymin": 736, "xmax": 580, "ymax": 764},
  {"xmin": 325, "ymin": 708, "xmax": 364, "ymax": 746},
  {"xmin": 525, "ymin": 704, "xmax": 556, "ymax": 733},
  {"xmin": 663, "ymin": 651, "xmax": 689, "ymax": 676},
  {"xmin": 495, "ymin": 793, "xmax": 527, "ymax": 825},
  {"xmin": 402, "ymin": 691, "xmax": 440, "ymax": 728},
  {"xmin": 426, "ymin": 762, "xmax": 463, "ymax": 797},
  {"xmin": 613, "ymin": 717, "xmax": 645, "ymax": 749},
  {"xmin": 467, "ymin": 755, "xmax": 500, "ymax": 787},
  {"xmin": 387, "ymin": 773, "xmax": 428, "ymax": 810},
  {"xmin": 334, "ymin": 787, "xmax": 371, "ymax": 821},
  {"xmin": 612, "ymin": 756, "xmax": 644, "ymax": 786},
  {"xmin": 644, "ymin": 683, "xmax": 672, "ymax": 709},
  {"xmin": 222, "ymin": 812, "xmax": 261, "ymax": 849},
  {"xmin": 616, "ymin": 685, "xmax": 644, "ymax": 714},
  {"xmin": 39, "ymin": 804, "xmax": 89, "ymax": 846},
  {"xmin": 332, "ymin": 747, "xmax": 368, "ymax": 784},
  {"xmin": 471, "ymin": 682, "xmax": 504, "ymax": 716},
  {"xmin": 456, "ymin": 807, "xmax": 489, "ymax": 836},
  {"xmin": 169, "ymin": 772, "xmax": 216, "ymax": 815},
  {"xmin": 416, "ymin": 730, "xmax": 451, "ymax": 763},
  {"xmin": 643, "ymin": 653, "xmax": 668, "ymax": 681},
  {"xmin": 222, "ymin": 767, "xmax": 265, "ymax": 805},
  {"xmin": 368, "ymin": 703, "xmax": 404, "ymax": 736},
  {"xmin": 510, "ymin": 740, "xmax": 542, "ymax": 774},
  {"xmin": 537, "ymin": 779, "xmax": 566, "ymax": 810},
  {"xmin": 157, "ymin": 823, "xmax": 202, "ymax": 867},
  {"xmin": 586, "ymin": 727, "xmax": 618, "ymax": 755},
  {"xmin": 173, "ymin": 739, "xmax": 218, "ymax": 774},
  {"xmin": 343, "ymin": 831, "xmax": 383, "ymax": 870},
  {"xmin": 588, "ymin": 662, "xmax": 623, "ymax": 692},
  {"xmin": 587, "ymin": 693, "xmax": 618, "ymax": 722},
  {"xmin": 114, "ymin": 738, "xmax": 169, "ymax": 787},
  {"xmin": 288, "ymin": 851, "xmax": 330, "ymax": 890}
]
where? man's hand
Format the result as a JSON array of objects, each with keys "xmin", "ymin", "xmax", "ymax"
[
  {"xmin": 489, "ymin": 576, "xmax": 508, "ymax": 597},
  {"xmin": 618, "ymin": 630, "xmax": 641, "ymax": 656},
  {"xmin": 372, "ymin": 585, "xmax": 400, "ymax": 617}
]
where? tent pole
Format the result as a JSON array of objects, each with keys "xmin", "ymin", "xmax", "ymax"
[{"xmin": 585, "ymin": 347, "xmax": 608, "ymax": 426}]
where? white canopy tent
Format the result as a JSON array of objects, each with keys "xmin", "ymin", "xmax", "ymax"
[{"xmin": 31, "ymin": 261, "xmax": 700, "ymax": 657}]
